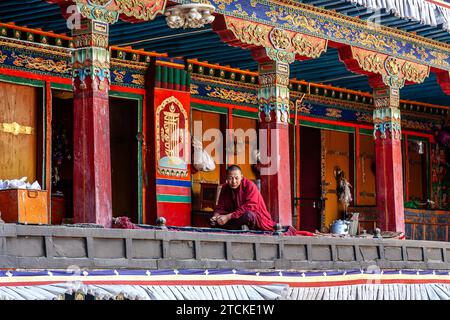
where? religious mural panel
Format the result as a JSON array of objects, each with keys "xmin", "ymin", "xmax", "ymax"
[{"xmin": 154, "ymin": 89, "xmax": 190, "ymax": 180}]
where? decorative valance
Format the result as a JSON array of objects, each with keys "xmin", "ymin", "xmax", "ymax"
[
  {"xmin": 346, "ymin": 0, "xmax": 450, "ymax": 33},
  {"xmin": 1, "ymin": 269, "xmax": 449, "ymax": 300}
]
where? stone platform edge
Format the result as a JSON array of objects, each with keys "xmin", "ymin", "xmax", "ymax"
[{"xmin": 0, "ymin": 224, "xmax": 449, "ymax": 270}]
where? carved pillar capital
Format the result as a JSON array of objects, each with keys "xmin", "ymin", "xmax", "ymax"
[
  {"xmin": 257, "ymin": 59, "xmax": 290, "ymax": 124},
  {"xmin": 72, "ymin": 18, "xmax": 110, "ymax": 93},
  {"xmin": 373, "ymin": 86, "xmax": 402, "ymax": 141}
]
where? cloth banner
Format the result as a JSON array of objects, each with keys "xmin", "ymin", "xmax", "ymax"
[{"xmin": 0, "ymin": 269, "xmax": 449, "ymax": 300}]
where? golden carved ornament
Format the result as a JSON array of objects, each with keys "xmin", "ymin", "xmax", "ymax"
[
  {"xmin": 269, "ymin": 28, "xmax": 290, "ymax": 50},
  {"xmin": 76, "ymin": 0, "xmax": 167, "ymax": 21},
  {"xmin": 259, "ymin": 73, "xmax": 276, "ymax": 86},
  {"xmin": 385, "ymin": 57, "xmax": 400, "ymax": 76},
  {"xmin": 224, "ymin": 17, "xmax": 327, "ymax": 61},
  {"xmin": 355, "ymin": 53, "xmax": 384, "ymax": 74},
  {"xmin": 89, "ymin": 0, "xmax": 112, "ymax": 6},
  {"xmin": 81, "ymin": 5, "xmax": 92, "ymax": 18},
  {"xmin": 226, "ymin": 18, "xmax": 269, "ymax": 47},
  {"xmin": 325, "ymin": 108, "xmax": 342, "ymax": 118},
  {"xmin": 93, "ymin": 7, "xmax": 104, "ymax": 20},
  {"xmin": 208, "ymin": 87, "xmax": 257, "ymax": 104},
  {"xmin": 74, "ymin": 33, "xmax": 109, "ymax": 49},
  {"xmin": 357, "ymin": 31, "xmax": 389, "ymax": 50},
  {"xmin": 401, "ymin": 62, "xmax": 429, "ymax": 84},
  {"xmin": 280, "ymin": 14, "xmax": 321, "ymax": 34},
  {"xmin": 428, "ymin": 50, "xmax": 450, "ymax": 67},
  {"xmin": 352, "ymin": 47, "xmax": 429, "ymax": 85},
  {"xmin": 291, "ymin": 34, "xmax": 326, "ymax": 58},
  {"xmin": 12, "ymin": 53, "xmax": 70, "ymax": 74},
  {"xmin": 115, "ymin": 0, "xmax": 167, "ymax": 21},
  {"xmin": 0, "ymin": 51, "xmax": 6, "ymax": 64},
  {"xmin": 1, "ymin": 122, "xmax": 33, "ymax": 136},
  {"xmin": 276, "ymin": 73, "xmax": 290, "ymax": 87}
]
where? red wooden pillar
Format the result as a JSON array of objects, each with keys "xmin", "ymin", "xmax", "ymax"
[
  {"xmin": 72, "ymin": 19, "xmax": 112, "ymax": 227},
  {"xmin": 373, "ymin": 86, "xmax": 405, "ymax": 233},
  {"xmin": 255, "ymin": 51, "xmax": 292, "ymax": 226}
]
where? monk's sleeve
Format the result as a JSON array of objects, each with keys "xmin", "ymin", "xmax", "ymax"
[
  {"xmin": 230, "ymin": 183, "xmax": 259, "ymax": 219},
  {"xmin": 214, "ymin": 187, "xmax": 228, "ymax": 215}
]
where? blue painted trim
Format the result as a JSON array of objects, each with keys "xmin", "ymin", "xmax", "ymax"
[{"xmin": 156, "ymin": 179, "xmax": 192, "ymax": 187}]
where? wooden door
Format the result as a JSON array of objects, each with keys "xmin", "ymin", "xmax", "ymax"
[
  {"xmin": 110, "ymin": 98, "xmax": 138, "ymax": 222},
  {"xmin": 298, "ymin": 126, "xmax": 322, "ymax": 232},
  {"xmin": 322, "ymin": 130, "xmax": 353, "ymax": 232},
  {"xmin": 359, "ymin": 134, "xmax": 376, "ymax": 205},
  {"xmin": 0, "ymin": 82, "xmax": 37, "ymax": 182},
  {"xmin": 191, "ymin": 110, "xmax": 223, "ymax": 211}
]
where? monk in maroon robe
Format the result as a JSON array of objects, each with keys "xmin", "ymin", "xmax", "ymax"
[{"xmin": 210, "ymin": 165, "xmax": 275, "ymax": 231}]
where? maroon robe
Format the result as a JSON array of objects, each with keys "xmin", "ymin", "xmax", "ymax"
[{"xmin": 214, "ymin": 177, "xmax": 275, "ymax": 231}]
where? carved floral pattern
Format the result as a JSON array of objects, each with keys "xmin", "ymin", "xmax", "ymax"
[
  {"xmin": 223, "ymin": 16, "xmax": 327, "ymax": 60},
  {"xmin": 350, "ymin": 47, "xmax": 430, "ymax": 87}
]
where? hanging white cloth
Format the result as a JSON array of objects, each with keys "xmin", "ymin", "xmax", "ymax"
[{"xmin": 345, "ymin": 0, "xmax": 450, "ymax": 32}]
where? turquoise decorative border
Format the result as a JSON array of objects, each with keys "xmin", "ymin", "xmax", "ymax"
[{"xmin": 0, "ymin": 44, "xmax": 145, "ymax": 88}]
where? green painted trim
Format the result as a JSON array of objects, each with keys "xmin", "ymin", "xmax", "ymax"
[
  {"xmin": 407, "ymin": 135, "xmax": 429, "ymax": 142},
  {"xmin": 41, "ymin": 86, "xmax": 46, "ymax": 190},
  {"xmin": 109, "ymin": 90, "xmax": 142, "ymax": 100},
  {"xmin": 161, "ymin": 66, "xmax": 168, "ymax": 85},
  {"xmin": 168, "ymin": 67, "xmax": 174, "ymax": 86},
  {"xmin": 0, "ymin": 74, "xmax": 44, "ymax": 87},
  {"xmin": 232, "ymin": 109, "xmax": 258, "ymax": 119},
  {"xmin": 425, "ymin": 140, "xmax": 431, "ymax": 200},
  {"xmin": 174, "ymin": 68, "xmax": 181, "ymax": 86},
  {"xmin": 353, "ymin": 132, "xmax": 357, "ymax": 204},
  {"xmin": 157, "ymin": 194, "xmax": 191, "ymax": 203},
  {"xmin": 180, "ymin": 70, "xmax": 186, "ymax": 87},
  {"xmin": 191, "ymin": 102, "xmax": 228, "ymax": 114},
  {"xmin": 299, "ymin": 120, "xmax": 355, "ymax": 134},
  {"xmin": 293, "ymin": 124, "xmax": 297, "ymax": 210},
  {"xmin": 109, "ymin": 90, "xmax": 144, "ymax": 224},
  {"xmin": 155, "ymin": 65, "xmax": 161, "ymax": 84},
  {"xmin": 359, "ymin": 128, "xmax": 374, "ymax": 136},
  {"xmin": 137, "ymin": 97, "xmax": 143, "ymax": 224},
  {"xmin": 186, "ymin": 71, "xmax": 191, "ymax": 87},
  {"xmin": 50, "ymin": 83, "xmax": 72, "ymax": 91}
]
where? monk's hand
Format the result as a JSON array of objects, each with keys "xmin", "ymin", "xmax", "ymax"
[
  {"xmin": 216, "ymin": 214, "xmax": 232, "ymax": 226},
  {"xmin": 210, "ymin": 214, "xmax": 219, "ymax": 226}
]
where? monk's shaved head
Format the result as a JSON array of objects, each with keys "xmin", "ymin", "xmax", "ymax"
[{"xmin": 226, "ymin": 165, "xmax": 242, "ymax": 175}]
